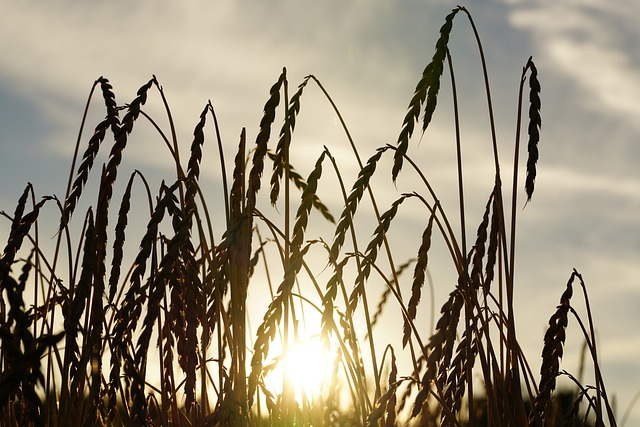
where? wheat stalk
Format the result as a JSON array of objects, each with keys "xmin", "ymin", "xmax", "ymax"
[
  {"xmin": 412, "ymin": 287, "xmax": 464, "ymax": 419},
  {"xmin": 330, "ymin": 146, "xmax": 390, "ymax": 262},
  {"xmin": 392, "ymin": 7, "xmax": 461, "ymax": 182},
  {"xmin": 248, "ymin": 151, "xmax": 327, "ymax": 408},
  {"xmin": 270, "ymin": 76, "xmax": 311, "ymax": 206},
  {"xmin": 246, "ymin": 69, "xmax": 286, "ymax": 215},
  {"xmin": 531, "ymin": 271, "xmax": 575, "ymax": 424},
  {"xmin": 348, "ymin": 194, "xmax": 409, "ymax": 313},
  {"xmin": 61, "ymin": 77, "xmax": 120, "ymax": 229},
  {"xmin": 404, "ymin": 208, "xmax": 436, "ymax": 348},
  {"xmin": 525, "ymin": 57, "xmax": 541, "ymax": 202}
]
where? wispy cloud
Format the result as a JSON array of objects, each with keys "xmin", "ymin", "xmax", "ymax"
[
  {"xmin": 0, "ymin": 1, "xmax": 451, "ymax": 163},
  {"xmin": 509, "ymin": 1, "xmax": 640, "ymax": 122}
]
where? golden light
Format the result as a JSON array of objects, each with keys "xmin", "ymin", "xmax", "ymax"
[{"xmin": 264, "ymin": 334, "xmax": 336, "ymax": 403}]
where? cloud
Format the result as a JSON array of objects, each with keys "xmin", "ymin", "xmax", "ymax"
[
  {"xmin": 540, "ymin": 165, "xmax": 640, "ymax": 200},
  {"xmin": 508, "ymin": 1, "xmax": 640, "ymax": 123},
  {"xmin": 0, "ymin": 1, "xmax": 446, "ymax": 164}
]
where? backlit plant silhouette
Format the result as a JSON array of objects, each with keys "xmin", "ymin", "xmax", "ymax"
[{"xmin": 0, "ymin": 6, "xmax": 618, "ymax": 426}]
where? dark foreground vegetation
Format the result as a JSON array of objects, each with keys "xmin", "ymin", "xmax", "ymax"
[{"xmin": 0, "ymin": 6, "xmax": 619, "ymax": 426}]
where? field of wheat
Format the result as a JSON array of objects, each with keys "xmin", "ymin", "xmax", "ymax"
[{"xmin": 0, "ymin": 6, "xmax": 622, "ymax": 426}]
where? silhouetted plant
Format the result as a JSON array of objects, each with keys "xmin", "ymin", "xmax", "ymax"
[{"xmin": 0, "ymin": 6, "xmax": 621, "ymax": 426}]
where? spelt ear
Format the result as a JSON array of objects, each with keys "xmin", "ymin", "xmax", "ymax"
[
  {"xmin": 349, "ymin": 195, "xmax": 409, "ymax": 314},
  {"xmin": 247, "ymin": 69, "xmax": 287, "ymax": 214},
  {"xmin": 108, "ymin": 172, "xmax": 138, "ymax": 302},
  {"xmin": 367, "ymin": 347, "xmax": 398, "ymax": 426},
  {"xmin": 108, "ymin": 181, "xmax": 181, "ymax": 418},
  {"xmin": 531, "ymin": 271, "xmax": 575, "ymax": 424},
  {"xmin": 9, "ymin": 183, "xmax": 32, "ymax": 236},
  {"xmin": 393, "ymin": 7, "xmax": 461, "ymax": 182},
  {"xmin": 61, "ymin": 78, "xmax": 120, "ymax": 229},
  {"xmin": 411, "ymin": 288, "xmax": 464, "ymax": 419},
  {"xmin": 403, "ymin": 209, "xmax": 435, "ymax": 348},
  {"xmin": 270, "ymin": 76, "xmax": 311, "ymax": 206},
  {"xmin": 441, "ymin": 332, "xmax": 479, "ymax": 426},
  {"xmin": 248, "ymin": 152, "xmax": 327, "ymax": 409},
  {"xmin": 64, "ymin": 208, "xmax": 96, "ymax": 392},
  {"xmin": 525, "ymin": 57, "xmax": 541, "ymax": 202},
  {"xmin": 331, "ymin": 146, "xmax": 390, "ymax": 261},
  {"xmin": 2, "ymin": 196, "xmax": 51, "ymax": 266}
]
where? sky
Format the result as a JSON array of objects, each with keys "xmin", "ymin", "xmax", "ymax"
[{"xmin": 1, "ymin": 0, "xmax": 639, "ymax": 423}]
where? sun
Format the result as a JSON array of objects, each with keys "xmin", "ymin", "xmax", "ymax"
[{"xmin": 264, "ymin": 334, "xmax": 335, "ymax": 403}]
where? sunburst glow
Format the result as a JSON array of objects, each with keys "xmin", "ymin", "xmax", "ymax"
[{"xmin": 264, "ymin": 335, "xmax": 336, "ymax": 403}]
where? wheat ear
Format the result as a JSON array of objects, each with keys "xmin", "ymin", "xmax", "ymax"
[
  {"xmin": 270, "ymin": 76, "xmax": 312, "ymax": 205},
  {"xmin": 61, "ymin": 77, "xmax": 120, "ymax": 229},
  {"xmin": 525, "ymin": 57, "xmax": 541, "ymax": 202},
  {"xmin": 248, "ymin": 151, "xmax": 327, "ymax": 407},
  {"xmin": 531, "ymin": 271, "xmax": 575, "ymax": 424},
  {"xmin": 392, "ymin": 7, "xmax": 461, "ymax": 182},
  {"xmin": 404, "ymin": 208, "xmax": 436, "ymax": 348}
]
